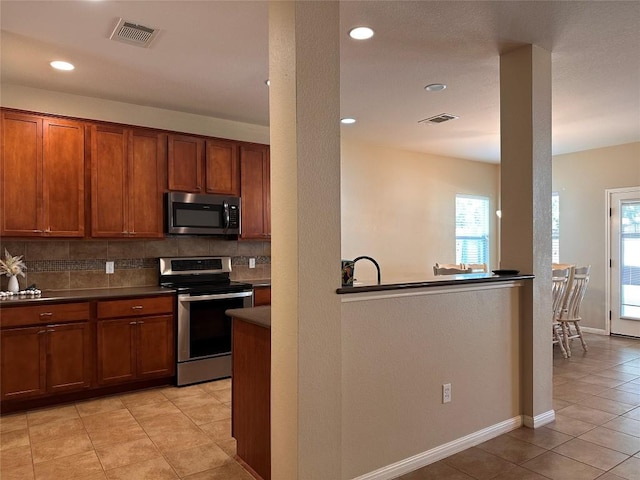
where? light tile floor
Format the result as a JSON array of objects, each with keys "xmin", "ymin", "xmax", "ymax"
[
  {"xmin": 397, "ymin": 333, "xmax": 640, "ymax": 480},
  {"xmin": 0, "ymin": 378, "xmax": 254, "ymax": 480},
  {"xmin": 2, "ymin": 333, "xmax": 639, "ymax": 480}
]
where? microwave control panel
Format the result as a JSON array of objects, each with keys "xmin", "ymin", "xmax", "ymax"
[{"xmin": 229, "ymin": 205, "xmax": 239, "ymax": 228}]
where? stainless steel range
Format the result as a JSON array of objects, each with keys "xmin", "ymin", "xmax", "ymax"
[{"xmin": 159, "ymin": 256, "xmax": 253, "ymax": 386}]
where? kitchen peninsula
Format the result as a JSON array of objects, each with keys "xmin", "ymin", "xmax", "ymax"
[
  {"xmin": 227, "ymin": 305, "xmax": 271, "ymax": 480},
  {"xmin": 228, "ymin": 272, "xmax": 532, "ymax": 479}
]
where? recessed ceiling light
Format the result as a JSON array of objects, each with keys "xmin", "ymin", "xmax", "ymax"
[
  {"xmin": 425, "ymin": 83, "xmax": 447, "ymax": 92},
  {"xmin": 50, "ymin": 61, "xmax": 75, "ymax": 71},
  {"xmin": 348, "ymin": 27, "xmax": 374, "ymax": 40},
  {"xmin": 340, "ymin": 118, "xmax": 356, "ymax": 125}
]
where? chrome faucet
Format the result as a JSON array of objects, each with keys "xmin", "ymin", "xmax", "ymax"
[{"xmin": 353, "ymin": 256, "xmax": 381, "ymax": 285}]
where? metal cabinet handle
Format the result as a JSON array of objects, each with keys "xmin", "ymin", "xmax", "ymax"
[
  {"xmin": 47, "ymin": 329, "xmax": 55, "ymax": 333},
  {"xmin": 37, "ymin": 330, "xmax": 46, "ymax": 335},
  {"xmin": 39, "ymin": 312, "xmax": 53, "ymax": 317},
  {"xmin": 130, "ymin": 321, "xmax": 137, "ymax": 325},
  {"xmin": 138, "ymin": 321, "xmax": 144, "ymax": 325},
  {"xmin": 131, "ymin": 305, "xmax": 143, "ymax": 310}
]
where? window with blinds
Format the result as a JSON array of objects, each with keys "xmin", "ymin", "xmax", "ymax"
[{"xmin": 455, "ymin": 195, "xmax": 489, "ymax": 265}]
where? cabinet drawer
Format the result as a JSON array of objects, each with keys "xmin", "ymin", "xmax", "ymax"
[
  {"xmin": 1, "ymin": 302, "xmax": 90, "ymax": 328},
  {"xmin": 97, "ymin": 296, "xmax": 174, "ymax": 319}
]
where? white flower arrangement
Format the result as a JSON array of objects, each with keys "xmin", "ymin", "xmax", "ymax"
[{"xmin": 0, "ymin": 249, "xmax": 27, "ymax": 277}]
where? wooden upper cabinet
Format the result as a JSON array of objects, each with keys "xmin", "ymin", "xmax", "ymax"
[
  {"xmin": 129, "ymin": 129, "xmax": 166, "ymax": 237},
  {"xmin": 90, "ymin": 125, "xmax": 128, "ymax": 237},
  {"xmin": 168, "ymin": 135, "xmax": 240, "ymax": 196},
  {"xmin": 240, "ymin": 144, "xmax": 270, "ymax": 240},
  {"xmin": 205, "ymin": 139, "xmax": 239, "ymax": 195},
  {"xmin": 1, "ymin": 111, "xmax": 85, "ymax": 237},
  {"xmin": 91, "ymin": 125, "xmax": 165, "ymax": 238},
  {"xmin": 167, "ymin": 134, "xmax": 204, "ymax": 192}
]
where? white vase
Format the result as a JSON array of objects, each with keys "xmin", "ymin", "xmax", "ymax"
[{"xmin": 8, "ymin": 275, "xmax": 19, "ymax": 293}]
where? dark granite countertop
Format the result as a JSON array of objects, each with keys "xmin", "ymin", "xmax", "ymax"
[
  {"xmin": 239, "ymin": 279, "xmax": 271, "ymax": 287},
  {"xmin": 0, "ymin": 286, "xmax": 176, "ymax": 306},
  {"xmin": 337, "ymin": 272, "xmax": 534, "ymax": 294},
  {"xmin": 226, "ymin": 305, "xmax": 271, "ymax": 328}
]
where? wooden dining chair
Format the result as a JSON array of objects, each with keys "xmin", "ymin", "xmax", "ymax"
[
  {"xmin": 433, "ymin": 263, "xmax": 472, "ymax": 275},
  {"xmin": 552, "ymin": 267, "xmax": 571, "ymax": 358},
  {"xmin": 556, "ymin": 265, "xmax": 591, "ymax": 357}
]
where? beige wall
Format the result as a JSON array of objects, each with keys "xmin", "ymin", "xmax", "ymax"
[
  {"xmin": 341, "ymin": 139, "xmax": 500, "ymax": 283},
  {"xmin": 1, "ymin": 84, "xmax": 269, "ymax": 144},
  {"xmin": 341, "ymin": 283, "xmax": 523, "ymax": 478},
  {"xmin": 552, "ymin": 142, "xmax": 640, "ymax": 331}
]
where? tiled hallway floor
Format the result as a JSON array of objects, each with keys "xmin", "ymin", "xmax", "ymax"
[
  {"xmin": 0, "ymin": 378, "xmax": 253, "ymax": 480},
  {"xmin": 397, "ymin": 333, "xmax": 640, "ymax": 480},
  {"xmin": 1, "ymin": 333, "xmax": 639, "ymax": 480}
]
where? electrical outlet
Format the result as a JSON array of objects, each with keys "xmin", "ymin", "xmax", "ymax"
[
  {"xmin": 249, "ymin": 258, "xmax": 256, "ymax": 269},
  {"xmin": 106, "ymin": 261, "xmax": 114, "ymax": 274},
  {"xmin": 443, "ymin": 383, "xmax": 452, "ymax": 404}
]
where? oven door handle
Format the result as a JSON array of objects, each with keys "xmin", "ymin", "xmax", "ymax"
[{"xmin": 178, "ymin": 291, "xmax": 253, "ymax": 302}]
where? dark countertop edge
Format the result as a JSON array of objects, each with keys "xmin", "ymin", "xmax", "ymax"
[
  {"xmin": 336, "ymin": 274, "xmax": 534, "ymax": 294},
  {"xmin": 226, "ymin": 306, "xmax": 271, "ymax": 328},
  {"xmin": 0, "ymin": 286, "xmax": 176, "ymax": 306},
  {"xmin": 242, "ymin": 279, "xmax": 271, "ymax": 287}
]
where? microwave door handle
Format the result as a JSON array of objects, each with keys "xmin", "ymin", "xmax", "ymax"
[{"xmin": 223, "ymin": 202, "xmax": 230, "ymax": 230}]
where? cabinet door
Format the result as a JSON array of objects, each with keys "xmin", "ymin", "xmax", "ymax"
[
  {"xmin": 96, "ymin": 318, "xmax": 136, "ymax": 385},
  {"xmin": 205, "ymin": 139, "xmax": 239, "ymax": 195},
  {"xmin": 240, "ymin": 144, "xmax": 270, "ymax": 240},
  {"xmin": 129, "ymin": 130, "xmax": 166, "ymax": 238},
  {"xmin": 168, "ymin": 134, "xmax": 204, "ymax": 192},
  {"xmin": 253, "ymin": 286, "xmax": 271, "ymax": 306},
  {"xmin": 91, "ymin": 125, "xmax": 128, "ymax": 237},
  {"xmin": 46, "ymin": 322, "xmax": 92, "ymax": 394},
  {"xmin": 136, "ymin": 315, "xmax": 175, "ymax": 379},
  {"xmin": 0, "ymin": 326, "xmax": 46, "ymax": 400},
  {"xmin": 1, "ymin": 112, "xmax": 43, "ymax": 236},
  {"xmin": 43, "ymin": 118, "xmax": 85, "ymax": 237}
]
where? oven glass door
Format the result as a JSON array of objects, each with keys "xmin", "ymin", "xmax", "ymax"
[{"xmin": 178, "ymin": 292, "xmax": 252, "ymax": 362}]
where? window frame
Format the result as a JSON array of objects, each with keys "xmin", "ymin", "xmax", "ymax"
[{"xmin": 455, "ymin": 194, "xmax": 490, "ymax": 266}]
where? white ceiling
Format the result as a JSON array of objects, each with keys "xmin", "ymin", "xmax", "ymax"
[{"xmin": 1, "ymin": 1, "xmax": 639, "ymax": 163}]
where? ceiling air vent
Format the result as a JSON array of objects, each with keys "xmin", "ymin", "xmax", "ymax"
[
  {"xmin": 418, "ymin": 113, "xmax": 459, "ymax": 125},
  {"xmin": 109, "ymin": 18, "xmax": 159, "ymax": 48}
]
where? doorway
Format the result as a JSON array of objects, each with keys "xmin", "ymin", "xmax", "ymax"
[{"xmin": 608, "ymin": 187, "xmax": 640, "ymax": 337}]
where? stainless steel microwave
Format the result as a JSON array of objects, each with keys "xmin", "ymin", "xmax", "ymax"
[{"xmin": 166, "ymin": 192, "xmax": 241, "ymax": 235}]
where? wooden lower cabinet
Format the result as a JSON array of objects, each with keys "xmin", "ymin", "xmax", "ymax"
[
  {"xmin": 253, "ymin": 286, "xmax": 271, "ymax": 306},
  {"xmin": 0, "ymin": 321, "xmax": 91, "ymax": 401},
  {"xmin": 96, "ymin": 296, "xmax": 175, "ymax": 386},
  {"xmin": 1, "ymin": 326, "xmax": 47, "ymax": 400},
  {"xmin": 0, "ymin": 295, "xmax": 175, "ymax": 409},
  {"xmin": 96, "ymin": 318, "xmax": 137, "ymax": 385},
  {"xmin": 97, "ymin": 314, "xmax": 174, "ymax": 385},
  {"xmin": 46, "ymin": 322, "xmax": 92, "ymax": 394},
  {"xmin": 232, "ymin": 316, "xmax": 271, "ymax": 480}
]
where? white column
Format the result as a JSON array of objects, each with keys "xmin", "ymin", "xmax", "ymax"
[
  {"xmin": 269, "ymin": 1, "xmax": 342, "ymax": 478},
  {"xmin": 500, "ymin": 45, "xmax": 554, "ymax": 426}
]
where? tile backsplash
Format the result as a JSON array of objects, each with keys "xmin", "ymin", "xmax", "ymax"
[{"xmin": 0, "ymin": 237, "xmax": 270, "ymax": 291}]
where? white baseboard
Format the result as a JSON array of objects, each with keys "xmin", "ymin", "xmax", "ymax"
[
  {"xmin": 523, "ymin": 409, "xmax": 555, "ymax": 428},
  {"xmin": 350, "ymin": 416, "xmax": 523, "ymax": 480},
  {"xmin": 581, "ymin": 327, "xmax": 607, "ymax": 335}
]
